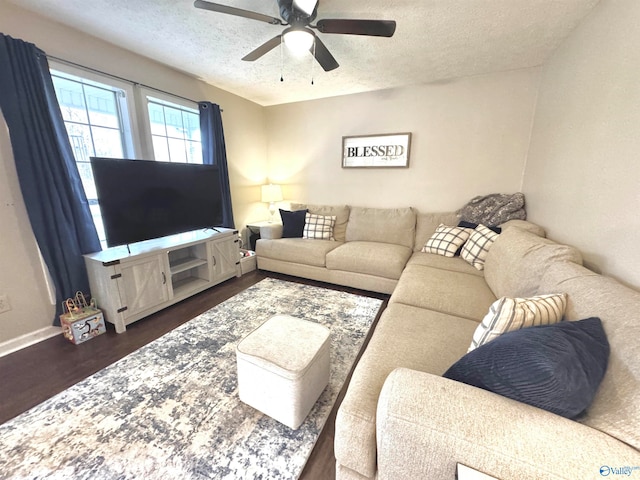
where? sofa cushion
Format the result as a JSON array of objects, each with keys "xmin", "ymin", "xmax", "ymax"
[
  {"xmin": 468, "ymin": 293, "xmax": 567, "ymax": 351},
  {"xmin": 258, "ymin": 223, "xmax": 283, "ymax": 240},
  {"xmin": 484, "ymin": 227, "xmax": 582, "ymax": 299},
  {"xmin": 390, "ymin": 264, "xmax": 496, "ymax": 321},
  {"xmin": 500, "ymin": 219, "xmax": 546, "ymax": 237},
  {"xmin": 325, "ymin": 241, "xmax": 412, "ymax": 280},
  {"xmin": 406, "ymin": 252, "xmax": 484, "ymax": 277},
  {"xmin": 302, "ymin": 212, "xmax": 336, "ymax": 240},
  {"xmin": 421, "ymin": 224, "xmax": 472, "ymax": 257},
  {"xmin": 335, "ymin": 303, "xmax": 479, "ymax": 478},
  {"xmin": 279, "ymin": 208, "xmax": 307, "ymax": 238},
  {"xmin": 538, "ymin": 261, "xmax": 640, "ymax": 450},
  {"xmin": 413, "ymin": 211, "xmax": 460, "ymax": 252},
  {"xmin": 255, "ymin": 238, "xmax": 341, "ymax": 267},
  {"xmin": 291, "ymin": 203, "xmax": 350, "ymax": 242},
  {"xmin": 345, "ymin": 207, "xmax": 416, "ymax": 249},
  {"xmin": 460, "ymin": 224, "xmax": 500, "ymax": 270},
  {"xmin": 445, "ymin": 317, "xmax": 610, "ymax": 419},
  {"xmin": 377, "ymin": 369, "xmax": 640, "ymax": 480}
]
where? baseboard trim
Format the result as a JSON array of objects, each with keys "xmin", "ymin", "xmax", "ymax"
[{"xmin": 0, "ymin": 326, "xmax": 62, "ymax": 358}]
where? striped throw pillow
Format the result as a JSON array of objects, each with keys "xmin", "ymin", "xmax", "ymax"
[
  {"xmin": 461, "ymin": 224, "xmax": 500, "ymax": 270},
  {"xmin": 303, "ymin": 213, "xmax": 337, "ymax": 240},
  {"xmin": 422, "ymin": 224, "xmax": 473, "ymax": 257},
  {"xmin": 468, "ymin": 293, "xmax": 568, "ymax": 352}
]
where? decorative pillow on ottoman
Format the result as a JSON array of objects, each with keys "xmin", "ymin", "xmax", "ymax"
[
  {"xmin": 280, "ymin": 209, "xmax": 307, "ymax": 238},
  {"xmin": 422, "ymin": 224, "xmax": 472, "ymax": 257},
  {"xmin": 444, "ymin": 317, "xmax": 610, "ymax": 419}
]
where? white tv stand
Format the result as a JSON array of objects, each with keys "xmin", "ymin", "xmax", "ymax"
[{"xmin": 84, "ymin": 228, "xmax": 240, "ymax": 333}]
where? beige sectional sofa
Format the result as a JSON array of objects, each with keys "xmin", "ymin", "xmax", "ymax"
[
  {"xmin": 255, "ymin": 205, "xmax": 640, "ymax": 480},
  {"xmin": 257, "ymin": 204, "xmax": 422, "ymax": 294}
]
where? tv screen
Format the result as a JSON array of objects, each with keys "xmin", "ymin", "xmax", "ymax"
[{"xmin": 90, "ymin": 157, "xmax": 224, "ymax": 247}]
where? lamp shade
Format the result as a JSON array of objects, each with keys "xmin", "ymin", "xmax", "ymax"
[{"xmin": 261, "ymin": 184, "xmax": 283, "ymax": 203}]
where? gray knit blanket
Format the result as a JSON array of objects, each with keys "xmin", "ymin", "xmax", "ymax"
[{"xmin": 457, "ymin": 193, "xmax": 526, "ymax": 225}]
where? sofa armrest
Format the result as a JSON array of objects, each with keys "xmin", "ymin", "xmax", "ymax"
[
  {"xmin": 377, "ymin": 368, "xmax": 640, "ymax": 480},
  {"xmin": 259, "ymin": 223, "xmax": 283, "ymax": 240}
]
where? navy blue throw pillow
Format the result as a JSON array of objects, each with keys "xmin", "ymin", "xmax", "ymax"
[
  {"xmin": 443, "ymin": 317, "xmax": 609, "ymax": 419},
  {"xmin": 458, "ymin": 220, "xmax": 502, "ymax": 234},
  {"xmin": 280, "ymin": 209, "xmax": 307, "ymax": 238}
]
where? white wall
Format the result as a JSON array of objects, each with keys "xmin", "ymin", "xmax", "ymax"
[
  {"xmin": 265, "ymin": 68, "xmax": 540, "ymax": 212},
  {"xmin": 0, "ymin": 2, "xmax": 269, "ymax": 345},
  {"xmin": 522, "ymin": 0, "xmax": 640, "ymax": 289},
  {"xmin": 0, "ymin": 115, "xmax": 57, "ymax": 346}
]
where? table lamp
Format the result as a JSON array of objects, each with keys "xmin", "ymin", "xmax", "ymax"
[{"xmin": 261, "ymin": 184, "xmax": 283, "ymax": 223}]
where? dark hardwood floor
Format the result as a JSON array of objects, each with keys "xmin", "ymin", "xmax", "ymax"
[{"xmin": 0, "ymin": 270, "xmax": 388, "ymax": 480}]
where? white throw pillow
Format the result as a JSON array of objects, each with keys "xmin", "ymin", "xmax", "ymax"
[
  {"xmin": 468, "ymin": 293, "xmax": 568, "ymax": 352},
  {"xmin": 303, "ymin": 213, "xmax": 337, "ymax": 240},
  {"xmin": 461, "ymin": 224, "xmax": 500, "ymax": 270},
  {"xmin": 421, "ymin": 224, "xmax": 473, "ymax": 257}
]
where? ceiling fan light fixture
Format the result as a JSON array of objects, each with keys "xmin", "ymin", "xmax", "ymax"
[
  {"xmin": 283, "ymin": 27, "xmax": 314, "ymax": 56},
  {"xmin": 195, "ymin": 1, "xmax": 396, "ymax": 72},
  {"xmin": 293, "ymin": 0, "xmax": 318, "ymax": 16}
]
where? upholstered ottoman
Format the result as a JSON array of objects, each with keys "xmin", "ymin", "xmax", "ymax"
[{"xmin": 236, "ymin": 314, "xmax": 331, "ymax": 429}]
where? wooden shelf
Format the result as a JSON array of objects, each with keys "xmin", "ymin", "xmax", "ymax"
[
  {"xmin": 172, "ymin": 276, "xmax": 211, "ymax": 298},
  {"xmin": 169, "ymin": 256, "xmax": 208, "ymax": 275}
]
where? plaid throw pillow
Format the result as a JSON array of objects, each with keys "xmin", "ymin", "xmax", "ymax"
[
  {"xmin": 468, "ymin": 293, "xmax": 568, "ymax": 352},
  {"xmin": 303, "ymin": 213, "xmax": 337, "ymax": 240},
  {"xmin": 422, "ymin": 224, "xmax": 473, "ymax": 257},
  {"xmin": 461, "ymin": 224, "xmax": 500, "ymax": 270}
]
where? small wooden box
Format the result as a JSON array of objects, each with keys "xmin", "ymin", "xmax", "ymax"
[{"xmin": 61, "ymin": 308, "xmax": 106, "ymax": 345}]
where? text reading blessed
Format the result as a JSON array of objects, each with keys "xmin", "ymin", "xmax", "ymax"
[{"xmin": 346, "ymin": 144, "xmax": 405, "ymax": 158}]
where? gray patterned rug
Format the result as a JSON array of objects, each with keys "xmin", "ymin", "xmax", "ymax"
[{"xmin": 0, "ymin": 278, "xmax": 383, "ymax": 480}]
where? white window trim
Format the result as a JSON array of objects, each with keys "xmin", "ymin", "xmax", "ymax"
[
  {"xmin": 49, "ymin": 60, "xmax": 145, "ymax": 159},
  {"xmin": 137, "ymin": 86, "xmax": 200, "ymax": 161}
]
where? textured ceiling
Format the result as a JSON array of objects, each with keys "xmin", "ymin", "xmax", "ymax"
[{"xmin": 8, "ymin": 0, "xmax": 600, "ymax": 106}]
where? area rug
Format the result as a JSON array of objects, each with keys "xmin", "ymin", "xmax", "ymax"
[{"xmin": 0, "ymin": 278, "xmax": 384, "ymax": 480}]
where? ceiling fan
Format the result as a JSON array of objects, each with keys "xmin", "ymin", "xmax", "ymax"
[{"xmin": 193, "ymin": 0, "xmax": 397, "ymax": 72}]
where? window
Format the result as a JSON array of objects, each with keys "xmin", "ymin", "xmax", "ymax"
[
  {"xmin": 49, "ymin": 65, "xmax": 203, "ymax": 249},
  {"xmin": 51, "ymin": 68, "xmax": 137, "ymax": 245},
  {"xmin": 146, "ymin": 96, "xmax": 202, "ymax": 164}
]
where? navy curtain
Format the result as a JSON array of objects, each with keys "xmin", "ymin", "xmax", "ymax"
[
  {"xmin": 199, "ymin": 102, "xmax": 235, "ymax": 229},
  {"xmin": 0, "ymin": 34, "xmax": 101, "ymax": 325}
]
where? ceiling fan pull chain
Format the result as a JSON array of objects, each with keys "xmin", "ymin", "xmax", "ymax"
[
  {"xmin": 311, "ymin": 39, "xmax": 316, "ymax": 85},
  {"xmin": 280, "ymin": 35, "xmax": 284, "ymax": 82}
]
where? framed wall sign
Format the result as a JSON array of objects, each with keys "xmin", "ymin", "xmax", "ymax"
[{"xmin": 342, "ymin": 132, "xmax": 411, "ymax": 168}]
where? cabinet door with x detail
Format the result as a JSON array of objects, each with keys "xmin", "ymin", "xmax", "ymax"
[
  {"xmin": 209, "ymin": 236, "xmax": 240, "ymax": 282},
  {"xmin": 114, "ymin": 254, "xmax": 170, "ymax": 321}
]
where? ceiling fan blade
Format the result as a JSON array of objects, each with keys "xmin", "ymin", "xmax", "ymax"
[
  {"xmin": 316, "ymin": 19, "xmax": 396, "ymax": 37},
  {"xmin": 311, "ymin": 36, "xmax": 339, "ymax": 72},
  {"xmin": 293, "ymin": 0, "xmax": 318, "ymax": 16},
  {"xmin": 242, "ymin": 35, "xmax": 283, "ymax": 61},
  {"xmin": 194, "ymin": 0, "xmax": 283, "ymax": 25}
]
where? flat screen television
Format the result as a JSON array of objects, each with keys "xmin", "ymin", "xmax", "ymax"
[{"xmin": 90, "ymin": 157, "xmax": 224, "ymax": 248}]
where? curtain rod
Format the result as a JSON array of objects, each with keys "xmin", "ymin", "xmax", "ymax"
[{"xmin": 47, "ymin": 54, "xmax": 222, "ymax": 110}]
